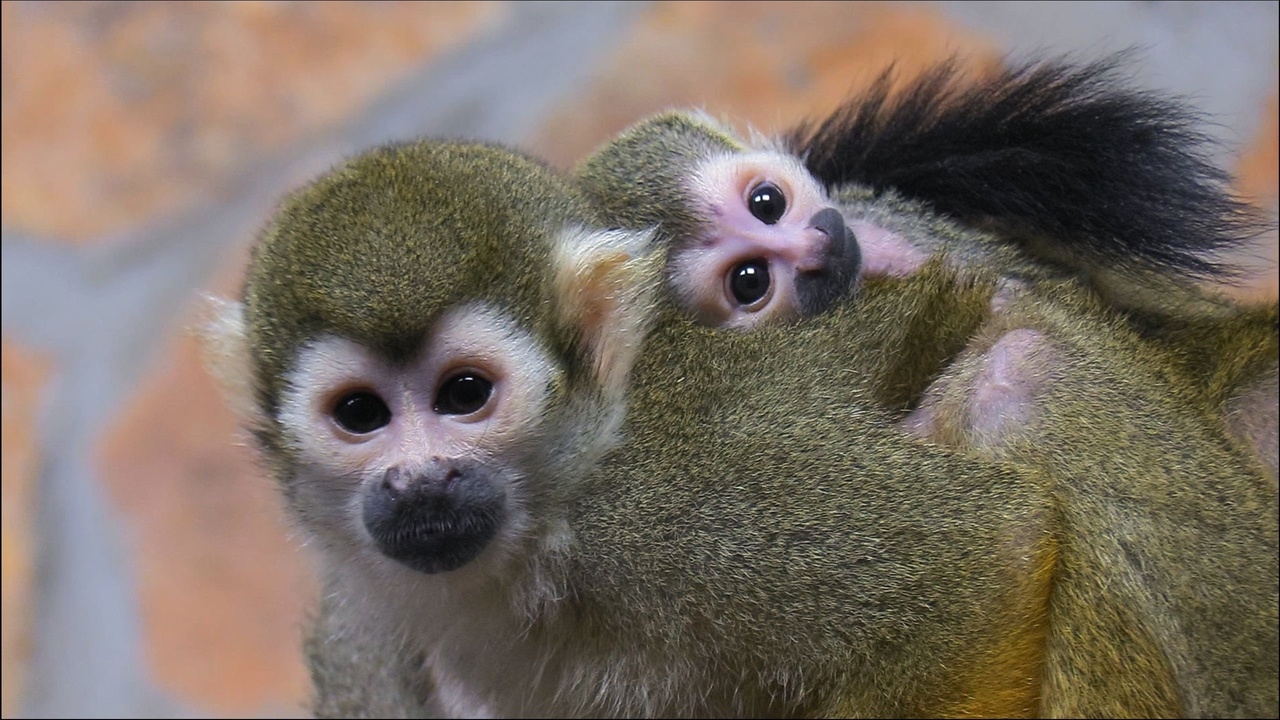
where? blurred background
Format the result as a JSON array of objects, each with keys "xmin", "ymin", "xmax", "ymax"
[{"xmin": 1, "ymin": 2, "xmax": 1276, "ymax": 717}]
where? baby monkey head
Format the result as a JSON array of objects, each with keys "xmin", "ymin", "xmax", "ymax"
[
  {"xmin": 203, "ymin": 139, "xmax": 660, "ymax": 579},
  {"xmin": 576, "ymin": 110, "xmax": 861, "ymax": 330}
]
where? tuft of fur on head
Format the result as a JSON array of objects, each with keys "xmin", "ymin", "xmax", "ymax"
[
  {"xmin": 678, "ymin": 107, "xmax": 787, "ymax": 156},
  {"xmin": 786, "ymin": 52, "xmax": 1269, "ymax": 281}
]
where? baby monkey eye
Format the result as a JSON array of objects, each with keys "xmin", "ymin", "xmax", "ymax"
[
  {"xmin": 332, "ymin": 391, "xmax": 392, "ymax": 434},
  {"xmin": 435, "ymin": 372, "xmax": 494, "ymax": 416},
  {"xmin": 728, "ymin": 259, "xmax": 771, "ymax": 308},
  {"xmin": 748, "ymin": 182, "xmax": 786, "ymax": 225}
]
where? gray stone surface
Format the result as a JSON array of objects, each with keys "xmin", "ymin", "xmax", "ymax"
[{"xmin": 941, "ymin": 1, "xmax": 1279, "ymax": 166}]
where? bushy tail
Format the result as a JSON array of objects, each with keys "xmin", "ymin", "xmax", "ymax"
[{"xmin": 785, "ymin": 53, "xmax": 1268, "ymax": 282}]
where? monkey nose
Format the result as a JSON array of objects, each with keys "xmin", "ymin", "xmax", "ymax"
[
  {"xmin": 382, "ymin": 466, "xmax": 410, "ymax": 497},
  {"xmin": 809, "ymin": 208, "xmax": 849, "ymax": 253},
  {"xmin": 810, "ymin": 207, "xmax": 861, "ymax": 279},
  {"xmin": 381, "ymin": 463, "xmax": 460, "ymax": 498}
]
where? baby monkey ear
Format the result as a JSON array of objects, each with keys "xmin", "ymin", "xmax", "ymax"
[
  {"xmin": 551, "ymin": 226, "xmax": 663, "ymax": 400},
  {"xmin": 193, "ymin": 295, "xmax": 261, "ymax": 423}
]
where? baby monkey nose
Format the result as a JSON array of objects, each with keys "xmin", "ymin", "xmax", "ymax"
[
  {"xmin": 809, "ymin": 207, "xmax": 851, "ymax": 255},
  {"xmin": 808, "ymin": 206, "xmax": 861, "ymax": 280},
  {"xmin": 794, "ymin": 206, "xmax": 863, "ymax": 317}
]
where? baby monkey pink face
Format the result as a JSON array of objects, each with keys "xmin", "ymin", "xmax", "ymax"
[{"xmin": 674, "ymin": 150, "xmax": 860, "ymax": 330}]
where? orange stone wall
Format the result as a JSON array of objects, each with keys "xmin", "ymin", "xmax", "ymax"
[{"xmin": 2, "ymin": 2, "xmax": 1275, "ymax": 717}]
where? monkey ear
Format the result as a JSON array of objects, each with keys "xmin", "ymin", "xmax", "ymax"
[
  {"xmin": 551, "ymin": 226, "xmax": 663, "ymax": 399},
  {"xmin": 192, "ymin": 295, "xmax": 261, "ymax": 422}
]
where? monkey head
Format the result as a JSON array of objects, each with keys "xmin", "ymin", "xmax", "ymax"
[
  {"xmin": 202, "ymin": 139, "xmax": 661, "ymax": 584},
  {"xmin": 576, "ymin": 110, "xmax": 860, "ymax": 330}
]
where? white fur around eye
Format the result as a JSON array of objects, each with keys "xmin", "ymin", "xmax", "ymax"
[
  {"xmin": 277, "ymin": 302, "xmax": 564, "ymax": 478},
  {"xmin": 673, "ymin": 150, "xmax": 838, "ymax": 330},
  {"xmin": 279, "ymin": 336, "xmax": 395, "ymax": 475},
  {"xmin": 427, "ymin": 302, "xmax": 561, "ymax": 448},
  {"xmin": 688, "ymin": 150, "xmax": 828, "ymax": 223}
]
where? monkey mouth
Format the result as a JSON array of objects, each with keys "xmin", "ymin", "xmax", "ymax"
[{"xmin": 362, "ymin": 468, "xmax": 506, "ymax": 574}]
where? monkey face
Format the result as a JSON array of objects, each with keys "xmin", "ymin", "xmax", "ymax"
[
  {"xmin": 205, "ymin": 138, "xmax": 661, "ymax": 591},
  {"xmin": 275, "ymin": 302, "xmax": 564, "ymax": 576},
  {"xmin": 673, "ymin": 151, "xmax": 861, "ymax": 329}
]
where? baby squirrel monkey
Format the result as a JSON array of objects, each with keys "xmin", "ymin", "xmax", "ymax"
[
  {"xmin": 576, "ymin": 109, "xmax": 863, "ymax": 330},
  {"xmin": 576, "ymin": 56, "xmax": 1270, "ymax": 323},
  {"xmin": 203, "ymin": 137, "xmax": 1066, "ymax": 717},
  {"xmin": 574, "ymin": 54, "xmax": 1279, "ymax": 478}
]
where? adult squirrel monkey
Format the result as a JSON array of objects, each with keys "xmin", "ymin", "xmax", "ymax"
[
  {"xmin": 201, "ymin": 137, "xmax": 1064, "ymax": 717},
  {"xmin": 202, "ymin": 132, "xmax": 1275, "ymax": 716}
]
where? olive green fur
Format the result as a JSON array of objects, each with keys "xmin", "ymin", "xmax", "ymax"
[
  {"xmin": 1144, "ymin": 300, "xmax": 1279, "ymax": 408},
  {"xmin": 572, "ymin": 109, "xmax": 1279, "ymax": 716},
  {"xmin": 242, "ymin": 139, "xmax": 607, "ymax": 472},
  {"xmin": 574, "ymin": 110, "xmax": 742, "ymax": 243},
  {"xmin": 555, "ymin": 267, "xmax": 1055, "ymax": 716},
  {"xmin": 920, "ymin": 279, "xmax": 1279, "ymax": 717},
  {"xmin": 845, "ymin": 262, "xmax": 996, "ymax": 411}
]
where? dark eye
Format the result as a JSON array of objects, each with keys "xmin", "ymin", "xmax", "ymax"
[
  {"xmin": 435, "ymin": 373, "xmax": 493, "ymax": 416},
  {"xmin": 728, "ymin": 259, "xmax": 771, "ymax": 307},
  {"xmin": 748, "ymin": 182, "xmax": 786, "ymax": 225},
  {"xmin": 333, "ymin": 391, "xmax": 391, "ymax": 434}
]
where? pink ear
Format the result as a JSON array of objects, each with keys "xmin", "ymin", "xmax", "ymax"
[{"xmin": 850, "ymin": 220, "xmax": 929, "ymax": 278}]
